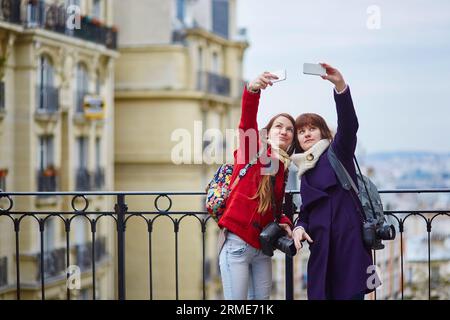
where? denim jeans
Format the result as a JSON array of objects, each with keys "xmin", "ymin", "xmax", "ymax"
[{"xmin": 219, "ymin": 232, "xmax": 272, "ymax": 300}]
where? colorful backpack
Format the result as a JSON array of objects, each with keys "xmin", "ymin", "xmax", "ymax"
[{"xmin": 205, "ymin": 150, "xmax": 262, "ymax": 223}]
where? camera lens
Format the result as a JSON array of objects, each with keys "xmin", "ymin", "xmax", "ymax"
[
  {"xmin": 275, "ymin": 236, "xmax": 297, "ymax": 257},
  {"xmin": 377, "ymin": 224, "xmax": 396, "ymax": 240}
]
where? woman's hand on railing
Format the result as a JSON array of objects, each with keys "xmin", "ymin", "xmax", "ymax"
[
  {"xmin": 293, "ymin": 227, "xmax": 313, "ymax": 252},
  {"xmin": 247, "ymin": 72, "xmax": 279, "ymax": 92},
  {"xmin": 319, "ymin": 63, "xmax": 347, "ymax": 93}
]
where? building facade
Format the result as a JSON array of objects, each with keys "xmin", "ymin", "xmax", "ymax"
[
  {"xmin": 0, "ymin": 0, "xmax": 117, "ymax": 299},
  {"xmin": 113, "ymin": 0, "xmax": 247, "ymax": 299}
]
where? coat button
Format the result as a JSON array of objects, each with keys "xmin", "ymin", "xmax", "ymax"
[{"xmin": 306, "ymin": 154, "xmax": 314, "ymax": 161}]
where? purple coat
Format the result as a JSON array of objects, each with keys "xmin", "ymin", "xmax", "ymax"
[{"xmin": 296, "ymin": 86, "xmax": 374, "ymax": 300}]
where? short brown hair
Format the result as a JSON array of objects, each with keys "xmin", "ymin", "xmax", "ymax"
[{"xmin": 295, "ymin": 113, "xmax": 333, "ymax": 152}]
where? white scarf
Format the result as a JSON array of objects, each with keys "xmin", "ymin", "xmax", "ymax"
[{"xmin": 291, "ymin": 139, "xmax": 330, "ymax": 178}]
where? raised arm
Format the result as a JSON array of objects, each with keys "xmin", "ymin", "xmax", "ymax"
[
  {"xmin": 320, "ymin": 63, "xmax": 358, "ymax": 162},
  {"xmin": 236, "ymin": 72, "xmax": 278, "ymax": 164}
]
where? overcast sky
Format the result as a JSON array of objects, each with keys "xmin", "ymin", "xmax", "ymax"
[{"xmin": 236, "ymin": 0, "xmax": 450, "ymax": 154}]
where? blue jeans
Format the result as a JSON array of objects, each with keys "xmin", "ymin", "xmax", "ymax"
[{"xmin": 219, "ymin": 232, "xmax": 272, "ymax": 300}]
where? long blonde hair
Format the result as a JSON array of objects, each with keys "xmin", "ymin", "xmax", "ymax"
[{"xmin": 251, "ymin": 113, "xmax": 299, "ymax": 214}]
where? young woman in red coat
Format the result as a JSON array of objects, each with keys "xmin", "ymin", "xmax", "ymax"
[{"xmin": 218, "ymin": 72, "xmax": 299, "ymax": 300}]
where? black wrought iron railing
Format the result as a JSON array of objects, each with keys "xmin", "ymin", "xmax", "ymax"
[
  {"xmin": 0, "ymin": 189, "xmax": 449, "ymax": 300},
  {"xmin": 0, "ymin": 0, "xmax": 117, "ymax": 50}
]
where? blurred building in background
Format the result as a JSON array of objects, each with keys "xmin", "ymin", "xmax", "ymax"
[
  {"xmin": 113, "ymin": 0, "xmax": 248, "ymax": 299},
  {"xmin": 0, "ymin": 0, "xmax": 117, "ymax": 299}
]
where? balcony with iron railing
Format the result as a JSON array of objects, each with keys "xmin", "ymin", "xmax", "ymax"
[
  {"xmin": 75, "ymin": 168, "xmax": 91, "ymax": 191},
  {"xmin": 92, "ymin": 168, "xmax": 105, "ymax": 191},
  {"xmin": 0, "ymin": 0, "xmax": 117, "ymax": 50},
  {"xmin": 31, "ymin": 237, "xmax": 107, "ymax": 289},
  {"xmin": 0, "ymin": 0, "xmax": 21, "ymax": 24},
  {"xmin": 0, "ymin": 189, "xmax": 449, "ymax": 300},
  {"xmin": 34, "ymin": 238, "xmax": 108, "ymax": 280},
  {"xmin": 197, "ymin": 71, "xmax": 231, "ymax": 97},
  {"xmin": 74, "ymin": 237, "xmax": 107, "ymax": 272},
  {"xmin": 37, "ymin": 167, "xmax": 57, "ymax": 192},
  {"xmin": 35, "ymin": 247, "xmax": 66, "ymax": 281}
]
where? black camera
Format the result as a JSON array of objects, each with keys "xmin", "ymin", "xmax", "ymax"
[
  {"xmin": 362, "ymin": 218, "xmax": 396, "ymax": 250},
  {"xmin": 259, "ymin": 222, "xmax": 297, "ymax": 257}
]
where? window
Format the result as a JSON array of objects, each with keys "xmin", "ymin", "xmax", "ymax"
[
  {"xmin": 176, "ymin": 0, "xmax": 185, "ymax": 23},
  {"xmin": 92, "ymin": 0, "xmax": 101, "ymax": 19},
  {"xmin": 212, "ymin": 0, "xmax": 229, "ymax": 38},
  {"xmin": 95, "ymin": 71, "xmax": 101, "ymax": 95},
  {"xmin": 95, "ymin": 137, "xmax": 101, "ymax": 170},
  {"xmin": 212, "ymin": 52, "xmax": 219, "ymax": 73},
  {"xmin": 76, "ymin": 63, "xmax": 89, "ymax": 113},
  {"xmin": 37, "ymin": 55, "xmax": 56, "ymax": 112},
  {"xmin": 76, "ymin": 136, "xmax": 90, "ymax": 191},
  {"xmin": 37, "ymin": 136, "xmax": 56, "ymax": 192},
  {"xmin": 66, "ymin": 0, "xmax": 81, "ymax": 8},
  {"xmin": 198, "ymin": 47, "xmax": 203, "ymax": 72},
  {"xmin": 26, "ymin": 0, "xmax": 45, "ymax": 27},
  {"xmin": 38, "ymin": 136, "xmax": 54, "ymax": 170},
  {"xmin": 77, "ymin": 137, "xmax": 88, "ymax": 169}
]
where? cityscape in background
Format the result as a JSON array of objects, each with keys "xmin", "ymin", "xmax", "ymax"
[{"xmin": 363, "ymin": 152, "xmax": 450, "ymax": 299}]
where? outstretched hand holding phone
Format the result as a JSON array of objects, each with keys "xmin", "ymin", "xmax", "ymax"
[
  {"xmin": 247, "ymin": 71, "xmax": 280, "ymax": 92},
  {"xmin": 319, "ymin": 62, "xmax": 347, "ymax": 92}
]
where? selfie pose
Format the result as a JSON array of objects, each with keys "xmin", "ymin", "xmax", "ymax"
[
  {"xmin": 292, "ymin": 63, "xmax": 374, "ymax": 300},
  {"xmin": 217, "ymin": 72, "xmax": 298, "ymax": 300}
]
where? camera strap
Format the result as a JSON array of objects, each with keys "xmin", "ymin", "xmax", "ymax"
[
  {"xmin": 270, "ymin": 169, "xmax": 289, "ymax": 223},
  {"xmin": 270, "ymin": 176, "xmax": 281, "ymax": 222},
  {"xmin": 327, "ymin": 144, "xmax": 368, "ymax": 222}
]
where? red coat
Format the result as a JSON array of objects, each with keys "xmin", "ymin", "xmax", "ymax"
[{"xmin": 218, "ymin": 87, "xmax": 293, "ymax": 249}]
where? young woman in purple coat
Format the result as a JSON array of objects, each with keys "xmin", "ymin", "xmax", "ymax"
[{"xmin": 291, "ymin": 63, "xmax": 375, "ymax": 300}]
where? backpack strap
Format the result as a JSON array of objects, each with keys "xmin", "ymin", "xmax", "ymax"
[
  {"xmin": 327, "ymin": 144, "xmax": 367, "ymax": 221},
  {"xmin": 230, "ymin": 148, "xmax": 264, "ymax": 190},
  {"xmin": 353, "ymin": 155, "xmax": 378, "ymax": 222},
  {"xmin": 327, "ymin": 145, "xmax": 359, "ymax": 194}
]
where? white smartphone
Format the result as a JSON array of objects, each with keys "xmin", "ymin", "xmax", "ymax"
[
  {"xmin": 303, "ymin": 63, "xmax": 326, "ymax": 76},
  {"xmin": 269, "ymin": 69, "xmax": 286, "ymax": 83}
]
